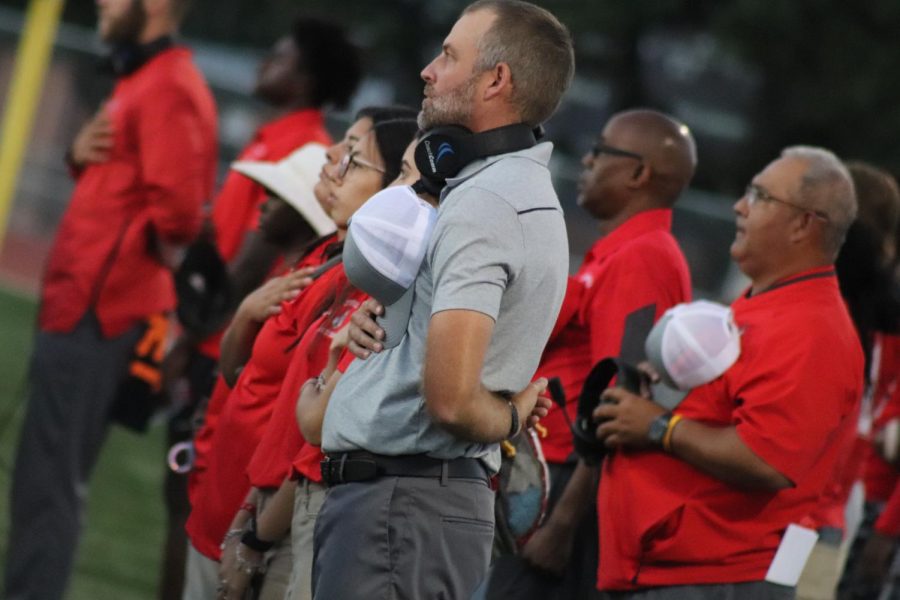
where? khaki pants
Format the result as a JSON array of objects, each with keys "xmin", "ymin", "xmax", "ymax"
[
  {"xmin": 182, "ymin": 543, "xmax": 220, "ymax": 600},
  {"xmin": 284, "ymin": 479, "xmax": 326, "ymax": 600},
  {"xmin": 255, "ymin": 489, "xmax": 293, "ymax": 600},
  {"xmin": 796, "ymin": 539, "xmax": 846, "ymax": 600}
]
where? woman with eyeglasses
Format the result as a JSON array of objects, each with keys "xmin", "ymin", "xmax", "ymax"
[
  {"xmin": 182, "ymin": 108, "xmax": 416, "ymax": 600},
  {"xmin": 231, "ymin": 133, "xmax": 433, "ymax": 600},
  {"xmin": 196, "ymin": 114, "xmax": 418, "ymax": 600}
]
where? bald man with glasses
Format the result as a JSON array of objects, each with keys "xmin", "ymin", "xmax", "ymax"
[{"xmin": 509, "ymin": 108, "xmax": 697, "ymax": 597}]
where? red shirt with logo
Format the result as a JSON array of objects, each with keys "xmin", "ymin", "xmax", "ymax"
[
  {"xmin": 597, "ymin": 267, "xmax": 864, "ymax": 590},
  {"xmin": 536, "ymin": 209, "xmax": 691, "ymax": 464},
  {"xmin": 185, "ymin": 244, "xmax": 342, "ymax": 560},
  {"xmin": 40, "ymin": 47, "xmax": 217, "ymax": 337},
  {"xmin": 246, "ymin": 275, "xmax": 366, "ymax": 488}
]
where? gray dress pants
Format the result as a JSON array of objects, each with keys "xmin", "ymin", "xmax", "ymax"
[
  {"xmin": 3, "ymin": 313, "xmax": 142, "ymax": 600},
  {"xmin": 312, "ymin": 474, "xmax": 495, "ymax": 600}
]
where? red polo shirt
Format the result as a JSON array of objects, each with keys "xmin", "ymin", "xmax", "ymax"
[
  {"xmin": 864, "ymin": 334, "xmax": 900, "ymax": 504},
  {"xmin": 536, "ymin": 209, "xmax": 691, "ymax": 464},
  {"xmin": 185, "ymin": 244, "xmax": 342, "ymax": 561},
  {"xmin": 597, "ymin": 267, "xmax": 864, "ymax": 590},
  {"xmin": 246, "ymin": 273, "xmax": 367, "ymax": 489},
  {"xmin": 40, "ymin": 47, "xmax": 217, "ymax": 337},
  {"xmin": 196, "ymin": 109, "xmax": 331, "ymax": 359}
]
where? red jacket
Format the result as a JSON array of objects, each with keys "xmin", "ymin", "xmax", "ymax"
[{"xmin": 39, "ymin": 46, "xmax": 217, "ymax": 338}]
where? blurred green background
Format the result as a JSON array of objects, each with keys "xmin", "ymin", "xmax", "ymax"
[{"xmin": 0, "ymin": 289, "xmax": 167, "ymax": 599}]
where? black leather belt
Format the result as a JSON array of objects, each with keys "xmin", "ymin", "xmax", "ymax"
[{"xmin": 320, "ymin": 451, "xmax": 488, "ymax": 486}]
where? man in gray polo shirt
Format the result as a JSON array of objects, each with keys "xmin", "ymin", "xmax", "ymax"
[{"xmin": 312, "ymin": 1, "xmax": 574, "ymax": 598}]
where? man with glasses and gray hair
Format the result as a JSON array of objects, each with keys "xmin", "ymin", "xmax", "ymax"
[{"xmin": 589, "ymin": 146, "xmax": 863, "ymax": 599}]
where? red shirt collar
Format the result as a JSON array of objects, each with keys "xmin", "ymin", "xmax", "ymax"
[
  {"xmin": 587, "ymin": 208, "xmax": 673, "ymax": 261},
  {"xmin": 742, "ymin": 264, "xmax": 837, "ymax": 300}
]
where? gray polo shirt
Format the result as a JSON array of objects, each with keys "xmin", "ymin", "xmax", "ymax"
[{"xmin": 321, "ymin": 142, "xmax": 568, "ymax": 472}]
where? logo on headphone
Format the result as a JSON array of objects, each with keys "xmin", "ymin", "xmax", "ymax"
[
  {"xmin": 436, "ymin": 142, "xmax": 455, "ymax": 162},
  {"xmin": 423, "ymin": 140, "xmax": 456, "ymax": 175},
  {"xmin": 424, "ymin": 140, "xmax": 438, "ymax": 173}
]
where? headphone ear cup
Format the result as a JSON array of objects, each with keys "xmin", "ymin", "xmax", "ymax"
[{"xmin": 414, "ymin": 126, "xmax": 471, "ymax": 190}]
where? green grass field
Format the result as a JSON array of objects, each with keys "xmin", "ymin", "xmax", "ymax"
[{"xmin": 0, "ymin": 289, "xmax": 167, "ymax": 599}]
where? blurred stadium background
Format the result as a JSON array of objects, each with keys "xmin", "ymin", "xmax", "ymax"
[{"xmin": 0, "ymin": 1, "xmax": 897, "ymax": 597}]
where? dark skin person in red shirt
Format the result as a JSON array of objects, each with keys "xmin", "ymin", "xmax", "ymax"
[{"xmin": 521, "ymin": 110, "xmax": 697, "ymax": 577}]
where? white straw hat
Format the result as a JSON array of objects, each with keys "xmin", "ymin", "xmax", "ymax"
[{"xmin": 231, "ymin": 143, "xmax": 335, "ymax": 236}]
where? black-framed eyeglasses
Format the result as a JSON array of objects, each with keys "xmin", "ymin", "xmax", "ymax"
[
  {"xmin": 591, "ymin": 142, "xmax": 643, "ymax": 161},
  {"xmin": 744, "ymin": 184, "xmax": 829, "ymax": 222},
  {"xmin": 337, "ymin": 152, "xmax": 386, "ymax": 180}
]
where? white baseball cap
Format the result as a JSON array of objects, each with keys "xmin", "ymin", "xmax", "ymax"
[
  {"xmin": 645, "ymin": 300, "xmax": 741, "ymax": 391},
  {"xmin": 231, "ymin": 143, "xmax": 336, "ymax": 237},
  {"xmin": 342, "ymin": 185, "xmax": 437, "ymax": 349}
]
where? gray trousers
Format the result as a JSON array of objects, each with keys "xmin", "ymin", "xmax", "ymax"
[
  {"xmin": 312, "ymin": 475, "xmax": 495, "ymax": 600},
  {"xmin": 598, "ymin": 581, "xmax": 795, "ymax": 600},
  {"xmin": 3, "ymin": 314, "xmax": 141, "ymax": 600}
]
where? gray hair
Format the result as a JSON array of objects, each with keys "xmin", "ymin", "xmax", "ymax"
[
  {"xmin": 781, "ymin": 145, "xmax": 857, "ymax": 257},
  {"xmin": 463, "ymin": 0, "xmax": 575, "ymax": 126}
]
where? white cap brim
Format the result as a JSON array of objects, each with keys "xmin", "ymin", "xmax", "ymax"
[{"xmin": 231, "ymin": 145, "xmax": 335, "ymax": 237}]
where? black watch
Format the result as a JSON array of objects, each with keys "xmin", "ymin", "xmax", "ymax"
[
  {"xmin": 647, "ymin": 412, "xmax": 674, "ymax": 447},
  {"xmin": 241, "ymin": 519, "xmax": 275, "ymax": 553}
]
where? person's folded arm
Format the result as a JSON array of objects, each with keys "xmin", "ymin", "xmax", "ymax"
[
  {"xmin": 296, "ymin": 325, "xmax": 353, "ymax": 445},
  {"xmin": 595, "ymin": 388, "xmax": 791, "ymax": 492},
  {"xmin": 667, "ymin": 418, "xmax": 792, "ymax": 491},
  {"xmin": 423, "ymin": 309, "xmax": 548, "ymax": 443}
]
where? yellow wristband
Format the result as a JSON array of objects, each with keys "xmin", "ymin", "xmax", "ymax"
[{"xmin": 662, "ymin": 414, "xmax": 683, "ymax": 453}]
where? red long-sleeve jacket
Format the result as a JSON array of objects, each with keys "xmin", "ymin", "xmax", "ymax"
[{"xmin": 39, "ymin": 46, "xmax": 217, "ymax": 338}]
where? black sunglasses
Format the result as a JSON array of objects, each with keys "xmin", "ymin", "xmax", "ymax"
[{"xmin": 591, "ymin": 142, "xmax": 643, "ymax": 161}]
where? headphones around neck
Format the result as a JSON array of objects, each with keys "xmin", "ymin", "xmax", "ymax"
[
  {"xmin": 412, "ymin": 123, "xmax": 541, "ymax": 197},
  {"xmin": 108, "ymin": 36, "xmax": 174, "ymax": 77}
]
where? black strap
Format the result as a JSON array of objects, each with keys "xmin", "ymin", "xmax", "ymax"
[
  {"xmin": 308, "ymin": 253, "xmax": 343, "ymax": 280},
  {"xmin": 321, "ymin": 452, "xmax": 487, "ymax": 486},
  {"xmin": 103, "ymin": 36, "xmax": 175, "ymax": 77}
]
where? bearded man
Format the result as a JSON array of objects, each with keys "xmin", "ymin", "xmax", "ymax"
[
  {"xmin": 311, "ymin": 1, "xmax": 575, "ymax": 598},
  {"xmin": 3, "ymin": 1, "xmax": 216, "ymax": 599}
]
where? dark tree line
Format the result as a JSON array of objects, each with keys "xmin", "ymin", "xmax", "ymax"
[{"xmin": 4, "ymin": 0, "xmax": 899, "ymax": 189}]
